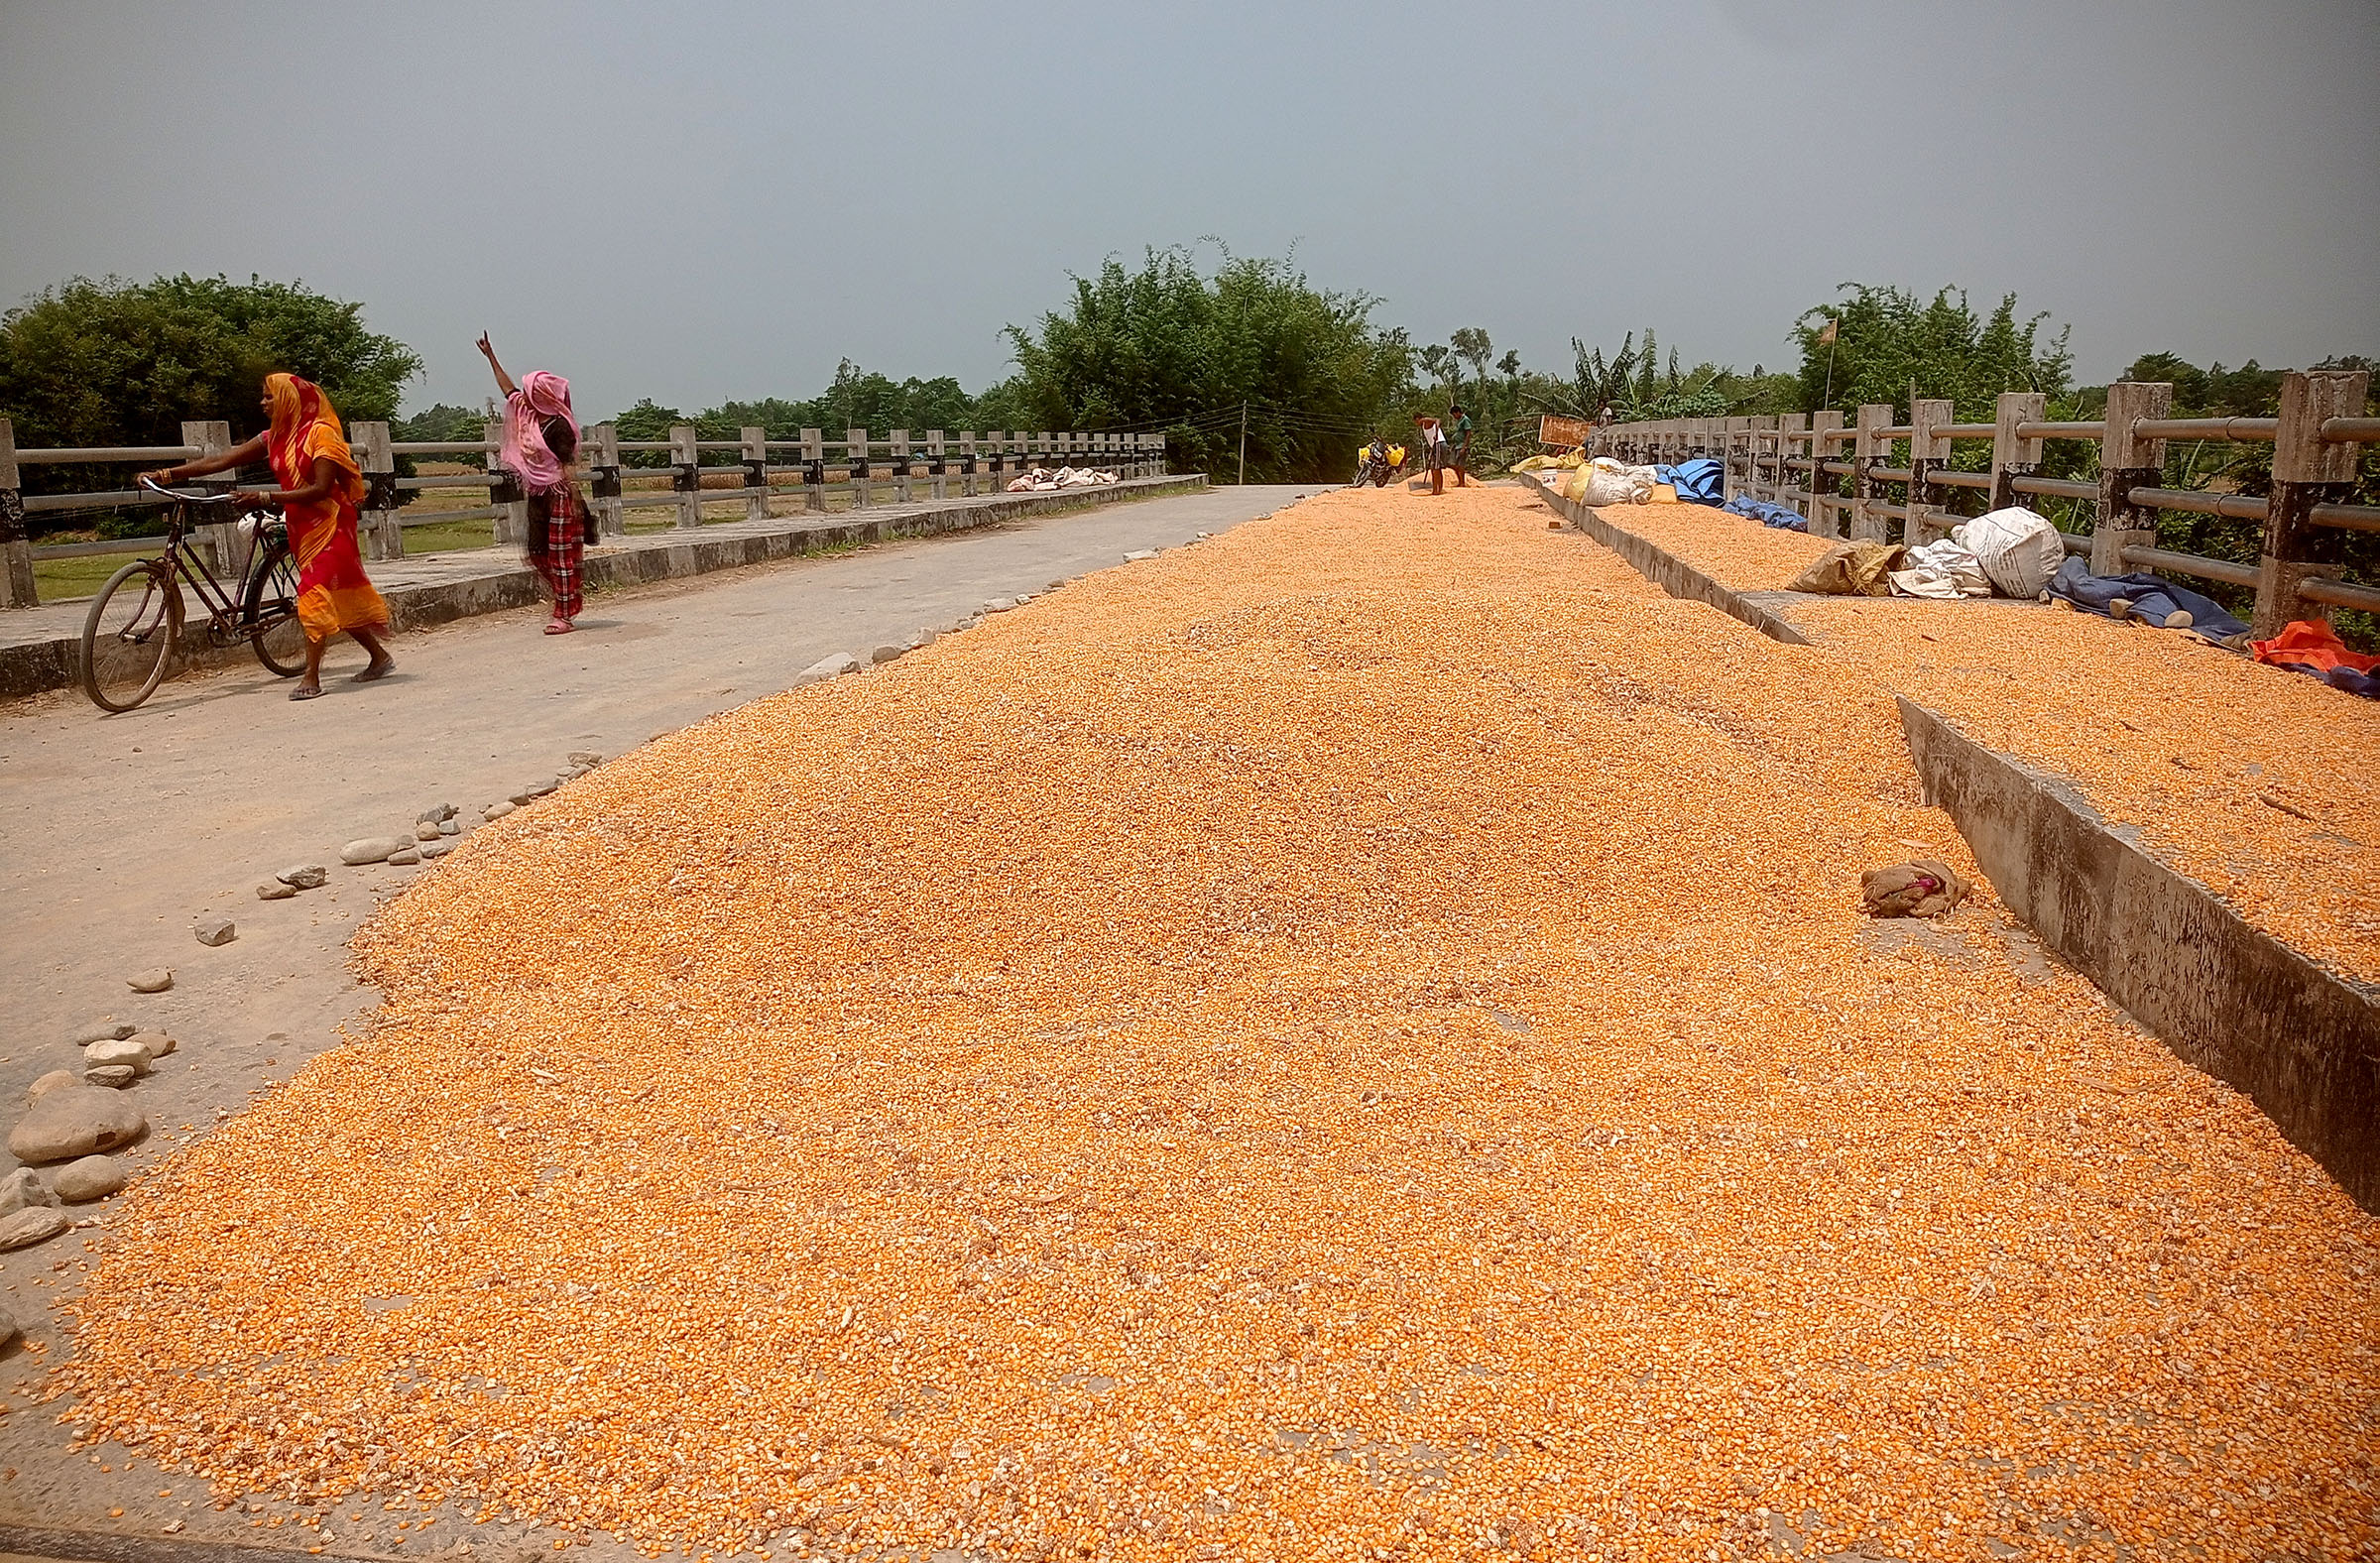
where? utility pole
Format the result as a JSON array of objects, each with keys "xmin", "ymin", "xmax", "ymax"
[{"xmin": 1238, "ymin": 402, "xmax": 1247, "ymax": 486}]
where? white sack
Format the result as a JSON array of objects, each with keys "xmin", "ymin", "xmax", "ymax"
[{"xmin": 1956, "ymin": 507, "xmax": 2067, "ymax": 599}]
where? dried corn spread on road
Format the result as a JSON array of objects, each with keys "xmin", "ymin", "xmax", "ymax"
[
  {"xmin": 61, "ymin": 486, "xmax": 2377, "ymax": 1563},
  {"xmin": 1577, "ymin": 495, "xmax": 2380, "ymax": 985}
]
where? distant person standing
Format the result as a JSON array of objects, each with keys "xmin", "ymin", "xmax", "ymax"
[
  {"xmin": 479, "ymin": 334, "xmax": 592, "ymax": 635},
  {"xmin": 1445, "ymin": 402, "xmax": 1475, "ymax": 485}
]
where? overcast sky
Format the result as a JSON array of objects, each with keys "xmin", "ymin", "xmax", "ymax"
[{"xmin": 3, "ymin": 0, "xmax": 2375, "ymax": 421}]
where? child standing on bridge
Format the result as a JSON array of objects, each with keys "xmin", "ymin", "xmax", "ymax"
[{"xmin": 479, "ymin": 334, "xmax": 593, "ymax": 635}]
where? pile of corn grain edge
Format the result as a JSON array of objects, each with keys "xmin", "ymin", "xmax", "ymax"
[
  {"xmin": 1592, "ymin": 498, "xmax": 2380, "ymax": 984},
  {"xmin": 59, "ymin": 487, "xmax": 2377, "ymax": 1563}
]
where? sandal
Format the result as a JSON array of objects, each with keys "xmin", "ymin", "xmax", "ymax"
[
  {"xmin": 352, "ymin": 661, "xmax": 396, "ymax": 682},
  {"xmin": 290, "ymin": 684, "xmax": 324, "ymax": 702},
  {"xmin": 544, "ymin": 619, "xmax": 574, "ymax": 636}
]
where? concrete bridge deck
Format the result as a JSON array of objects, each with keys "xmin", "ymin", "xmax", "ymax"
[{"xmin": 0, "ymin": 484, "xmax": 2372, "ymax": 1563}]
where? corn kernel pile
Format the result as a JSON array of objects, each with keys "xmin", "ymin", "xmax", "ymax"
[
  {"xmin": 1583, "ymin": 498, "xmax": 2380, "ymax": 982},
  {"xmin": 61, "ymin": 487, "xmax": 2377, "ymax": 1562}
]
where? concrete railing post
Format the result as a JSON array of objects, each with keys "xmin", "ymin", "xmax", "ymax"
[
  {"xmin": 589, "ymin": 422, "xmax": 626, "ymax": 539},
  {"xmin": 800, "ymin": 427, "xmax": 825, "ymax": 513},
  {"xmin": 183, "ymin": 420, "xmax": 239, "ymax": 572},
  {"xmin": 1851, "ymin": 405, "xmax": 1894, "ymax": 542},
  {"xmin": 669, "ymin": 423, "xmax": 701, "ymax": 530},
  {"xmin": 0, "ymin": 417, "xmax": 33, "ymax": 608},
  {"xmin": 1907, "ymin": 399, "xmax": 1953, "ymax": 543},
  {"xmin": 2255, "ymin": 368, "xmax": 2370, "ymax": 637},
  {"xmin": 1989, "ymin": 392, "xmax": 2046, "ymax": 513},
  {"xmin": 847, "ymin": 428, "xmax": 871, "ymax": 509},
  {"xmin": 2090, "ymin": 382, "xmax": 2170, "ymax": 576},
  {"xmin": 352, "ymin": 421, "xmax": 402, "ymax": 561},
  {"xmin": 487, "ymin": 417, "xmax": 531, "ymax": 545},
  {"xmin": 891, "ymin": 428, "xmax": 912, "ymax": 505},
  {"xmin": 928, "ymin": 429, "xmax": 947, "ymax": 501},
  {"xmin": 741, "ymin": 425, "xmax": 769, "ymax": 523},
  {"xmin": 1808, "ymin": 411, "xmax": 1846, "ymax": 539},
  {"xmin": 1776, "ymin": 414, "xmax": 1809, "ymax": 517}
]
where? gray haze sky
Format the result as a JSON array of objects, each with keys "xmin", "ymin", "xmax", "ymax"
[{"xmin": 4, "ymin": 0, "xmax": 2375, "ymax": 421}]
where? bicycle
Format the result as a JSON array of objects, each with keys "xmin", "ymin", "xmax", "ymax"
[{"xmin": 78, "ymin": 477, "xmax": 304, "ymax": 712}]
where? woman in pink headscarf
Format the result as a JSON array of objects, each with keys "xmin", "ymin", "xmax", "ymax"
[{"xmin": 478, "ymin": 333, "xmax": 593, "ymax": 634}]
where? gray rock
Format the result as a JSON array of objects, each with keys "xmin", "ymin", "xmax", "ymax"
[
  {"xmin": 438, "ymin": 818, "xmax": 460, "ymax": 836},
  {"xmin": 340, "ymin": 837, "xmax": 409, "ymax": 866},
  {"xmin": 52, "ymin": 1155, "xmax": 128, "ymax": 1204},
  {"xmin": 84, "ymin": 1065, "xmax": 137, "ymax": 1089},
  {"xmin": 794, "ymin": 653, "xmax": 861, "ymax": 685},
  {"xmin": 981, "ymin": 598, "xmax": 1016, "ymax": 614},
  {"xmin": 0, "ymin": 1208, "xmax": 68, "ymax": 1253},
  {"xmin": 0, "ymin": 1307, "xmax": 18, "ymax": 1351},
  {"xmin": 83, "ymin": 1037, "xmax": 153, "ymax": 1076},
  {"xmin": 416, "ymin": 802, "xmax": 458, "ymax": 825},
  {"xmin": 869, "ymin": 645, "xmax": 904, "ymax": 665},
  {"xmin": 127, "ymin": 968, "xmax": 173, "ymax": 994},
  {"xmin": 908, "ymin": 629, "xmax": 941, "ymax": 650},
  {"xmin": 483, "ymin": 802, "xmax": 517, "ymax": 822},
  {"xmin": 418, "ymin": 839, "xmax": 456, "ymax": 861},
  {"xmin": 508, "ymin": 781, "xmax": 557, "ymax": 806},
  {"xmin": 416, "ymin": 821, "xmax": 443, "ymax": 842},
  {"xmin": 386, "ymin": 847, "xmax": 422, "ymax": 866},
  {"xmin": 257, "ymin": 880, "xmax": 297, "ymax": 901},
  {"xmin": 193, "ymin": 918, "xmax": 236, "ymax": 947},
  {"xmin": 27, "ymin": 1070, "xmax": 80, "ymax": 1106},
  {"xmin": 0, "ymin": 1169, "xmax": 58, "ymax": 1218},
  {"xmin": 70, "ymin": 1022, "xmax": 134, "ymax": 1045},
  {"xmin": 566, "ymin": 751, "xmax": 603, "ymax": 768},
  {"xmin": 9, "ymin": 1089, "xmax": 147, "ymax": 1164},
  {"xmin": 1123, "ymin": 549, "xmax": 1158, "ymax": 562},
  {"xmin": 129, "ymin": 1029, "xmax": 174, "ymax": 1058},
  {"xmin": 1046, "ymin": 580, "xmax": 1067, "ymax": 592},
  {"xmin": 279, "ymin": 864, "xmax": 329, "ymax": 890}
]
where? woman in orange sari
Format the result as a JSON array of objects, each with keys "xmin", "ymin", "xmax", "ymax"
[{"xmin": 145, "ymin": 375, "xmax": 396, "ymax": 699}]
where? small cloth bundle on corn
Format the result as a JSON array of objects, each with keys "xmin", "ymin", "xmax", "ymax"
[
  {"xmin": 1859, "ymin": 860, "xmax": 1968, "ymax": 918},
  {"xmin": 1790, "ymin": 541, "xmax": 1908, "ymax": 596}
]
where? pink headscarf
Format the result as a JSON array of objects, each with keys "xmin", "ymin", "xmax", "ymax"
[{"xmin": 501, "ymin": 369, "xmax": 575, "ymax": 493}]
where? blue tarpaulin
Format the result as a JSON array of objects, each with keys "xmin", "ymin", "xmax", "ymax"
[
  {"xmin": 1723, "ymin": 493, "xmax": 1810, "ymax": 532},
  {"xmin": 1655, "ymin": 458, "xmax": 1726, "ymax": 506}
]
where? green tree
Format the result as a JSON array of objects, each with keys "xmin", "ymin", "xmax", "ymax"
[
  {"xmin": 0, "ymin": 273, "xmax": 421, "ymax": 452},
  {"xmin": 1791, "ymin": 285, "xmax": 2073, "ymax": 421},
  {"xmin": 1004, "ymin": 245, "xmax": 1411, "ymax": 484},
  {"xmin": 0, "ymin": 272, "xmax": 421, "ymax": 535}
]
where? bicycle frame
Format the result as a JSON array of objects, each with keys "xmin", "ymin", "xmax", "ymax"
[{"xmin": 137, "ymin": 478, "xmax": 280, "ymax": 634}]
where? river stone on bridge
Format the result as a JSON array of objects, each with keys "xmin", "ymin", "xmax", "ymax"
[
  {"xmin": 0, "ymin": 1208, "xmax": 69, "ymax": 1253},
  {"xmin": 52, "ymin": 1155, "xmax": 129, "ymax": 1204},
  {"xmin": 0, "ymin": 1168, "xmax": 59, "ymax": 1218},
  {"xmin": 340, "ymin": 838, "xmax": 410, "ymax": 866},
  {"xmin": 8, "ymin": 1088, "xmax": 147, "ymax": 1164}
]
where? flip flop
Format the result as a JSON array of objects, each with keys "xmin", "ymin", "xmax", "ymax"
[
  {"xmin": 290, "ymin": 685, "xmax": 324, "ymax": 701},
  {"xmin": 544, "ymin": 619, "xmax": 574, "ymax": 635},
  {"xmin": 351, "ymin": 661, "xmax": 396, "ymax": 683}
]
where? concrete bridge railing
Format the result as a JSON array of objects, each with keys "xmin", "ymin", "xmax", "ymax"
[
  {"xmin": 1585, "ymin": 369, "xmax": 2379, "ymax": 638},
  {"xmin": 0, "ymin": 423, "xmax": 1169, "ymax": 608}
]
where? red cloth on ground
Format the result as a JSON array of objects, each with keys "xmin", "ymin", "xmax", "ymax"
[{"xmin": 2252, "ymin": 620, "xmax": 2379, "ymax": 675}]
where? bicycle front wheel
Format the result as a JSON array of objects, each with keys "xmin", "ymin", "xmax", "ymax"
[
  {"xmin": 243, "ymin": 537, "xmax": 305, "ymax": 677},
  {"xmin": 80, "ymin": 560, "xmax": 182, "ymax": 712}
]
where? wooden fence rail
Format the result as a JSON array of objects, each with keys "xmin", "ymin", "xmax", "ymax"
[
  {"xmin": 0, "ymin": 421, "xmax": 1168, "ymax": 608},
  {"xmin": 1580, "ymin": 370, "xmax": 2377, "ymax": 637}
]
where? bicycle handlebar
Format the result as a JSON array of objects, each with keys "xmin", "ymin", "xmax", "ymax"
[{"xmin": 139, "ymin": 476, "xmax": 240, "ymax": 504}]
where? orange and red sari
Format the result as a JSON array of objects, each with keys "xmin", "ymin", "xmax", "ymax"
[{"xmin": 265, "ymin": 374, "xmax": 389, "ymax": 645}]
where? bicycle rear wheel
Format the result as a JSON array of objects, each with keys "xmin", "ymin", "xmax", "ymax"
[
  {"xmin": 80, "ymin": 560, "xmax": 181, "ymax": 712},
  {"xmin": 243, "ymin": 536, "xmax": 305, "ymax": 677}
]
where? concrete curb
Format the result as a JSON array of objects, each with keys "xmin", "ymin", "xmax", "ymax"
[
  {"xmin": 1899, "ymin": 698, "xmax": 2379, "ymax": 1209},
  {"xmin": 1525, "ymin": 476, "xmax": 1812, "ymax": 646},
  {"xmin": 1525, "ymin": 474, "xmax": 2380, "ymax": 1210},
  {"xmin": 2, "ymin": 475, "xmax": 1208, "ymax": 704}
]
